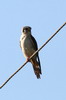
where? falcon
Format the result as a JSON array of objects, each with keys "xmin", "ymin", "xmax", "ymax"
[{"xmin": 20, "ymin": 26, "xmax": 42, "ymax": 78}]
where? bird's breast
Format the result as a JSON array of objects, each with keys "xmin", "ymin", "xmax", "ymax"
[{"xmin": 21, "ymin": 36, "xmax": 35, "ymax": 58}]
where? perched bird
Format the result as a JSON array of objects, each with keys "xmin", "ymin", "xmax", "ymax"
[{"xmin": 20, "ymin": 26, "xmax": 42, "ymax": 78}]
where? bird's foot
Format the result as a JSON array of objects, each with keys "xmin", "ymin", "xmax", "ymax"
[{"xmin": 26, "ymin": 57, "xmax": 30, "ymax": 62}]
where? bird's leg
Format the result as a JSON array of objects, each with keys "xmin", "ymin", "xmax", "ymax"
[{"xmin": 26, "ymin": 57, "xmax": 30, "ymax": 62}]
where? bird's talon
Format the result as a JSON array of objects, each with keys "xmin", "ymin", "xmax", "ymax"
[{"xmin": 27, "ymin": 57, "xmax": 30, "ymax": 62}]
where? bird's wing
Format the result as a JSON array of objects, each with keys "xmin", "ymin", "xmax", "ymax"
[
  {"xmin": 30, "ymin": 35, "xmax": 42, "ymax": 74},
  {"xmin": 30, "ymin": 35, "xmax": 38, "ymax": 51}
]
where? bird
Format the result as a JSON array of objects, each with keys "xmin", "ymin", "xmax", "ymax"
[{"xmin": 20, "ymin": 26, "xmax": 42, "ymax": 78}]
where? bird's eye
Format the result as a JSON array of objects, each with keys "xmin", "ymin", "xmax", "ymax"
[
  {"xmin": 23, "ymin": 28, "xmax": 28, "ymax": 32},
  {"xmin": 23, "ymin": 29, "xmax": 26, "ymax": 32}
]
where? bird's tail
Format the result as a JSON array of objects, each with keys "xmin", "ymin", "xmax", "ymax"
[
  {"xmin": 31, "ymin": 59, "xmax": 41, "ymax": 79},
  {"xmin": 33, "ymin": 66, "xmax": 41, "ymax": 79}
]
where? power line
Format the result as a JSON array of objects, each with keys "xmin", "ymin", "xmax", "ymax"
[{"xmin": 0, "ymin": 22, "xmax": 66, "ymax": 89}]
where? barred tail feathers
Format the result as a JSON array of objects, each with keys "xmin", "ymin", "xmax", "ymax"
[{"xmin": 30, "ymin": 59, "xmax": 41, "ymax": 79}]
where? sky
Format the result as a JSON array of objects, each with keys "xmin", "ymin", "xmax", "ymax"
[{"xmin": 0, "ymin": 0, "xmax": 66, "ymax": 100}]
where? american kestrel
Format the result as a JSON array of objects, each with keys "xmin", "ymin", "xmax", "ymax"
[{"xmin": 20, "ymin": 26, "xmax": 42, "ymax": 78}]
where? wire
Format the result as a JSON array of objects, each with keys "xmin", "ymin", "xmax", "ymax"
[{"xmin": 0, "ymin": 22, "xmax": 66, "ymax": 89}]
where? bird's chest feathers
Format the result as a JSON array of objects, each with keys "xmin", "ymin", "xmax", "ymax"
[
  {"xmin": 22, "ymin": 36, "xmax": 31, "ymax": 48},
  {"xmin": 21, "ymin": 35, "xmax": 35, "ymax": 57}
]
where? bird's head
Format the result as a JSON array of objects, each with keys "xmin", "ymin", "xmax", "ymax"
[{"xmin": 21, "ymin": 26, "xmax": 32, "ymax": 35}]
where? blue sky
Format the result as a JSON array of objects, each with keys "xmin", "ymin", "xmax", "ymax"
[{"xmin": 0, "ymin": 0, "xmax": 66, "ymax": 100}]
